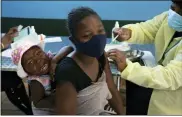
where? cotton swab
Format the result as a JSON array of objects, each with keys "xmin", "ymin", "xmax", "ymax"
[{"xmin": 111, "ymin": 34, "xmax": 119, "ymax": 44}]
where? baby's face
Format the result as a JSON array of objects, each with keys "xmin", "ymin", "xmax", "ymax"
[{"xmin": 22, "ymin": 46, "xmax": 50, "ymax": 76}]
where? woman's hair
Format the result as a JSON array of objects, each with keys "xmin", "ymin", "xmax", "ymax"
[
  {"xmin": 172, "ymin": 0, "xmax": 182, "ymax": 8},
  {"xmin": 67, "ymin": 7, "xmax": 100, "ymax": 37},
  {"xmin": 66, "ymin": 7, "xmax": 106, "ymax": 69}
]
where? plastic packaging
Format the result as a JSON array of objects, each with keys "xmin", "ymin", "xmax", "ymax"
[{"xmin": 17, "ymin": 25, "xmax": 23, "ymax": 31}]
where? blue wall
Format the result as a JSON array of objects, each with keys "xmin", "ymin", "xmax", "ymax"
[{"xmin": 2, "ymin": 1, "xmax": 171, "ymax": 21}]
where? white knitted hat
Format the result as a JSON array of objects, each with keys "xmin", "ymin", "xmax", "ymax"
[{"xmin": 11, "ymin": 33, "xmax": 45, "ymax": 78}]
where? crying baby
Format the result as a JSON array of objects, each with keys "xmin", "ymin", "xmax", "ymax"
[{"xmin": 11, "ymin": 37, "xmax": 73, "ymax": 107}]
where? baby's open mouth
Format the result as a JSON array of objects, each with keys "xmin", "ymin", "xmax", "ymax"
[{"xmin": 41, "ymin": 64, "xmax": 48, "ymax": 72}]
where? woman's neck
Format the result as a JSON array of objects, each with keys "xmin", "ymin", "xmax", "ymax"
[{"xmin": 74, "ymin": 51, "xmax": 96, "ymax": 65}]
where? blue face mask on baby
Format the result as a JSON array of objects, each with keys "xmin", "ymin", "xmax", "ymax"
[
  {"xmin": 168, "ymin": 9, "xmax": 182, "ymax": 32},
  {"xmin": 70, "ymin": 34, "xmax": 107, "ymax": 58}
]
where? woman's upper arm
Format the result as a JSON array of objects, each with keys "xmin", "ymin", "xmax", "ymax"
[
  {"xmin": 52, "ymin": 46, "xmax": 74, "ymax": 63},
  {"xmin": 123, "ymin": 11, "xmax": 168, "ymax": 44},
  {"xmin": 103, "ymin": 53, "xmax": 117, "ymax": 90},
  {"xmin": 56, "ymin": 82, "xmax": 77, "ymax": 115}
]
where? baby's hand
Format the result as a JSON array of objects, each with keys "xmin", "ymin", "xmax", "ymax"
[{"xmin": 49, "ymin": 60, "xmax": 57, "ymax": 76}]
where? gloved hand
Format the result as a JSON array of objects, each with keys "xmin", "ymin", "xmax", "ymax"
[{"xmin": 113, "ymin": 28, "xmax": 132, "ymax": 42}]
